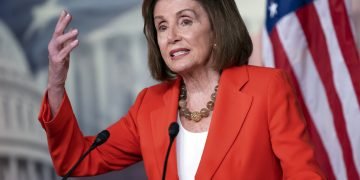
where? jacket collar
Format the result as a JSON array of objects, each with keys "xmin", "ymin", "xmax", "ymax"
[
  {"xmin": 150, "ymin": 77, "xmax": 181, "ymax": 180},
  {"xmin": 150, "ymin": 66, "xmax": 253, "ymax": 179}
]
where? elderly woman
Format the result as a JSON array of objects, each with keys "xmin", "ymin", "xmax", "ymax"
[{"xmin": 39, "ymin": 0, "xmax": 325, "ymax": 179}]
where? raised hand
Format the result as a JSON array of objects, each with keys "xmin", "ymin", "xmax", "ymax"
[{"xmin": 47, "ymin": 10, "xmax": 79, "ymax": 116}]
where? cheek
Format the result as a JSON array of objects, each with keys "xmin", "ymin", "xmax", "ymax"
[
  {"xmin": 196, "ymin": 35, "xmax": 213, "ymax": 53},
  {"xmin": 191, "ymin": 28, "xmax": 213, "ymax": 47},
  {"xmin": 157, "ymin": 38, "xmax": 167, "ymax": 58}
]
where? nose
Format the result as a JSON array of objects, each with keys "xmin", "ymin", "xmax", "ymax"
[{"xmin": 167, "ymin": 26, "xmax": 181, "ymax": 44}]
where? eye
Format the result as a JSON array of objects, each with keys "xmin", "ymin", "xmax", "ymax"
[
  {"xmin": 180, "ymin": 19, "xmax": 193, "ymax": 26},
  {"xmin": 158, "ymin": 24, "xmax": 167, "ymax": 32}
]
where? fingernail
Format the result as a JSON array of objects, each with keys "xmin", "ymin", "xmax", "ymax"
[
  {"xmin": 65, "ymin": 10, "xmax": 70, "ymax": 17},
  {"xmin": 72, "ymin": 29, "xmax": 78, "ymax": 34},
  {"xmin": 71, "ymin": 40, "xmax": 79, "ymax": 45}
]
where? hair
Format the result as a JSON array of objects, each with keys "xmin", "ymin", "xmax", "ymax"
[{"xmin": 142, "ymin": 0, "xmax": 253, "ymax": 81}]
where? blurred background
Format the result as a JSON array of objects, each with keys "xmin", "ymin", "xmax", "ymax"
[{"xmin": 0, "ymin": 0, "xmax": 358, "ymax": 179}]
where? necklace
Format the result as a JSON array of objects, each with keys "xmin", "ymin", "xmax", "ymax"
[{"xmin": 178, "ymin": 83, "xmax": 218, "ymax": 122}]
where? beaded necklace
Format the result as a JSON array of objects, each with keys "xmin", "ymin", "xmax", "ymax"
[{"xmin": 178, "ymin": 83, "xmax": 218, "ymax": 122}]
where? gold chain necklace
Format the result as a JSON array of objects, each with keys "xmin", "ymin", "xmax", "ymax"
[{"xmin": 178, "ymin": 83, "xmax": 218, "ymax": 122}]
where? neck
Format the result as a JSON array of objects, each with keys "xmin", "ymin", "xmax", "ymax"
[{"xmin": 180, "ymin": 68, "xmax": 220, "ymax": 96}]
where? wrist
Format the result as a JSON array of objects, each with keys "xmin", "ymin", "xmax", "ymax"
[{"xmin": 47, "ymin": 83, "xmax": 65, "ymax": 92}]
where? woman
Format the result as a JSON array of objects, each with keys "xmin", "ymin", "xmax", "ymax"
[{"xmin": 39, "ymin": 0, "xmax": 325, "ymax": 179}]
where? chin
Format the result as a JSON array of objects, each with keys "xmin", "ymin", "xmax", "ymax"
[
  {"xmin": 166, "ymin": 61, "xmax": 191, "ymax": 73},
  {"xmin": 173, "ymin": 68, "xmax": 206, "ymax": 78},
  {"xmin": 168, "ymin": 65, "xmax": 192, "ymax": 75},
  {"xmin": 169, "ymin": 67, "xmax": 189, "ymax": 75},
  {"xmin": 166, "ymin": 57, "xmax": 204, "ymax": 75}
]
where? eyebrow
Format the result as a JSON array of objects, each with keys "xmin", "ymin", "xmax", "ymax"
[
  {"xmin": 154, "ymin": 8, "xmax": 198, "ymax": 21},
  {"xmin": 176, "ymin": 9, "xmax": 197, "ymax": 17}
]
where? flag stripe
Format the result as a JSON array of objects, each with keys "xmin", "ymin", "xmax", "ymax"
[
  {"xmin": 275, "ymin": 14, "xmax": 348, "ymax": 179},
  {"xmin": 295, "ymin": 4, "xmax": 360, "ymax": 178},
  {"xmin": 314, "ymin": 0, "xmax": 360, "ymax": 173},
  {"xmin": 268, "ymin": 28, "xmax": 337, "ymax": 179},
  {"xmin": 262, "ymin": 29, "xmax": 275, "ymax": 68},
  {"xmin": 328, "ymin": 0, "xmax": 360, "ymax": 106}
]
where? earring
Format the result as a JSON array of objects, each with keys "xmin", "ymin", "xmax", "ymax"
[{"xmin": 213, "ymin": 43, "xmax": 217, "ymax": 48}]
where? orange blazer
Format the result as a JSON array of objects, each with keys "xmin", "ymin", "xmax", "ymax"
[{"xmin": 38, "ymin": 65, "xmax": 325, "ymax": 179}]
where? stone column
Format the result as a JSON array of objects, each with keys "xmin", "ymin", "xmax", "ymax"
[
  {"xmin": 27, "ymin": 160, "xmax": 39, "ymax": 180},
  {"xmin": 21, "ymin": 99, "xmax": 30, "ymax": 132},
  {"xmin": 0, "ymin": 158, "xmax": 9, "ymax": 180},
  {"xmin": 8, "ymin": 156, "xmax": 18, "ymax": 180},
  {"xmin": 0, "ymin": 96, "xmax": 5, "ymax": 131},
  {"xmin": 8, "ymin": 98, "xmax": 19, "ymax": 130},
  {"xmin": 93, "ymin": 42, "xmax": 108, "ymax": 128},
  {"xmin": 41, "ymin": 164, "xmax": 53, "ymax": 180}
]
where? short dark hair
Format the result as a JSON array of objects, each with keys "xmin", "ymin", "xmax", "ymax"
[{"xmin": 142, "ymin": 0, "xmax": 253, "ymax": 81}]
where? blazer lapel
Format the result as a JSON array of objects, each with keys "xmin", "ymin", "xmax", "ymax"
[
  {"xmin": 150, "ymin": 78, "xmax": 181, "ymax": 180},
  {"xmin": 196, "ymin": 66, "xmax": 253, "ymax": 179}
]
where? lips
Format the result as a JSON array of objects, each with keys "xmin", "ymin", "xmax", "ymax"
[{"xmin": 169, "ymin": 48, "xmax": 190, "ymax": 59}]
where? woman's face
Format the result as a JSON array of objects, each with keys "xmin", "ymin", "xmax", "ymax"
[{"xmin": 154, "ymin": 0, "xmax": 214, "ymax": 75}]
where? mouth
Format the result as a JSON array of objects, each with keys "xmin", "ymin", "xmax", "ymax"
[{"xmin": 169, "ymin": 48, "xmax": 190, "ymax": 58}]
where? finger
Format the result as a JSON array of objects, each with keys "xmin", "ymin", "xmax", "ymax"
[
  {"xmin": 54, "ymin": 10, "xmax": 67, "ymax": 31},
  {"xmin": 57, "ymin": 39, "xmax": 79, "ymax": 60},
  {"xmin": 53, "ymin": 12, "xmax": 72, "ymax": 37},
  {"xmin": 53, "ymin": 10, "xmax": 68, "ymax": 36},
  {"xmin": 54, "ymin": 29, "xmax": 78, "ymax": 48},
  {"xmin": 63, "ymin": 28, "xmax": 76, "ymax": 46}
]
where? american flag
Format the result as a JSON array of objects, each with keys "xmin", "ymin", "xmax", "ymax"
[{"xmin": 262, "ymin": 0, "xmax": 360, "ymax": 179}]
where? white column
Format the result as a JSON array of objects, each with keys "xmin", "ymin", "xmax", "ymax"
[
  {"xmin": 93, "ymin": 42, "xmax": 108, "ymax": 128},
  {"xmin": 0, "ymin": 158, "xmax": 9, "ymax": 180},
  {"xmin": 30, "ymin": 102, "xmax": 40, "ymax": 133},
  {"xmin": 21, "ymin": 100, "xmax": 30, "ymax": 132},
  {"xmin": 27, "ymin": 160, "xmax": 39, "ymax": 180},
  {"xmin": 8, "ymin": 98, "xmax": 19, "ymax": 130},
  {"xmin": 41, "ymin": 165, "xmax": 53, "ymax": 180},
  {"xmin": 0, "ymin": 96, "xmax": 5, "ymax": 131},
  {"xmin": 130, "ymin": 34, "xmax": 142, "ymax": 92},
  {"xmin": 8, "ymin": 156, "xmax": 18, "ymax": 180}
]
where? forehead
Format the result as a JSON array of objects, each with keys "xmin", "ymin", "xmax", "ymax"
[{"xmin": 154, "ymin": 0, "xmax": 204, "ymax": 17}]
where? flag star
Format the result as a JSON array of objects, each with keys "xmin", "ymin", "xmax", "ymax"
[{"xmin": 269, "ymin": 2, "xmax": 278, "ymax": 18}]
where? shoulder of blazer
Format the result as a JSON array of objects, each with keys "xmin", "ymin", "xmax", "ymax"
[
  {"xmin": 224, "ymin": 65, "xmax": 284, "ymax": 78},
  {"xmin": 136, "ymin": 78, "xmax": 181, "ymax": 112},
  {"xmin": 222, "ymin": 65, "xmax": 287, "ymax": 89},
  {"xmin": 145, "ymin": 78, "xmax": 179, "ymax": 96}
]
